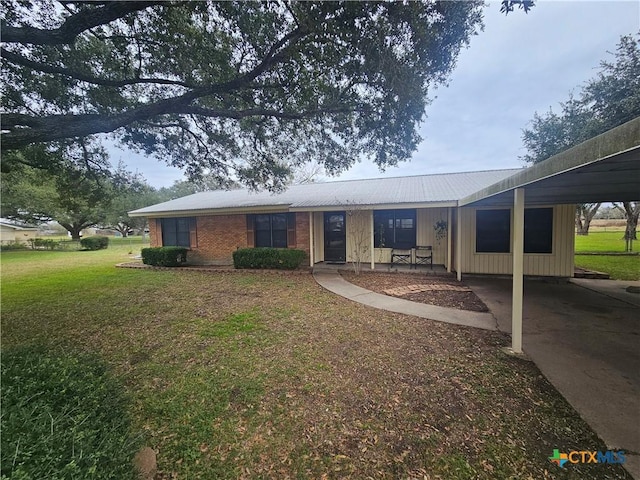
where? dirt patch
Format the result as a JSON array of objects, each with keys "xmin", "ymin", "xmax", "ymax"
[{"xmin": 341, "ymin": 271, "xmax": 489, "ymax": 312}]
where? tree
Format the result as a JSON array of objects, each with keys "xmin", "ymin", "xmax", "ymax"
[
  {"xmin": 1, "ymin": 150, "xmax": 119, "ymax": 240},
  {"xmin": 613, "ymin": 202, "xmax": 640, "ymax": 244},
  {"xmin": 520, "ymin": 33, "xmax": 640, "ymax": 237},
  {"xmin": 575, "ymin": 203, "xmax": 601, "ymax": 236},
  {"xmin": 104, "ymin": 166, "xmax": 159, "ymax": 237},
  {"xmin": 1, "ymin": 1, "xmax": 484, "ymax": 190}
]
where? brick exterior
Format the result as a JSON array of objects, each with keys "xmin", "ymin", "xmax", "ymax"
[{"xmin": 151, "ymin": 212, "xmax": 311, "ymax": 265}]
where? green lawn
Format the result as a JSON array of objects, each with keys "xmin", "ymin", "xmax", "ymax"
[
  {"xmin": 574, "ymin": 231, "xmax": 639, "ymax": 280},
  {"xmin": 1, "ymin": 242, "xmax": 632, "ymax": 479},
  {"xmin": 575, "ymin": 230, "xmax": 634, "ymax": 253}
]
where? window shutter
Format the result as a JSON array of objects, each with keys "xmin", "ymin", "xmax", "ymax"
[
  {"xmin": 189, "ymin": 217, "xmax": 198, "ymax": 248},
  {"xmin": 287, "ymin": 213, "xmax": 296, "ymax": 247},
  {"xmin": 246, "ymin": 214, "xmax": 255, "ymax": 247}
]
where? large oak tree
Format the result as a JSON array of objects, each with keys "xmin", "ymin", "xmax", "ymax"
[
  {"xmin": 520, "ymin": 33, "xmax": 640, "ymax": 239},
  {"xmin": 1, "ymin": 1, "xmax": 484, "ymax": 190}
]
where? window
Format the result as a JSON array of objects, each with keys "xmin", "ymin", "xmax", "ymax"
[
  {"xmin": 475, "ymin": 208, "xmax": 554, "ymax": 254},
  {"xmin": 476, "ymin": 209, "xmax": 511, "ymax": 253},
  {"xmin": 524, "ymin": 208, "xmax": 553, "ymax": 253},
  {"xmin": 254, "ymin": 213, "xmax": 288, "ymax": 248},
  {"xmin": 161, "ymin": 217, "xmax": 194, "ymax": 247},
  {"xmin": 374, "ymin": 209, "xmax": 416, "ymax": 249}
]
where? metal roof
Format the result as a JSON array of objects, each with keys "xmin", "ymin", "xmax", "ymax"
[{"xmin": 129, "ymin": 168, "xmax": 522, "ymax": 217}]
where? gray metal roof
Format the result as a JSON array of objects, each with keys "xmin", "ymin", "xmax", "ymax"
[{"xmin": 129, "ymin": 168, "xmax": 522, "ymax": 216}]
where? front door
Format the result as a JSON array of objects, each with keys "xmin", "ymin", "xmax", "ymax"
[{"xmin": 324, "ymin": 211, "xmax": 346, "ymax": 262}]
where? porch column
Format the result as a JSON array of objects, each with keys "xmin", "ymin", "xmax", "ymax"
[
  {"xmin": 308, "ymin": 212, "xmax": 314, "ymax": 267},
  {"xmin": 370, "ymin": 210, "xmax": 375, "ymax": 270},
  {"xmin": 512, "ymin": 188, "xmax": 525, "ymax": 353},
  {"xmin": 456, "ymin": 207, "xmax": 462, "ymax": 281},
  {"xmin": 447, "ymin": 207, "xmax": 453, "ymax": 273}
]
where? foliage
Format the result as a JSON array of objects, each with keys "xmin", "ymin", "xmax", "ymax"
[
  {"xmin": 0, "ymin": 345, "xmax": 140, "ymax": 480},
  {"xmin": 500, "ymin": 0, "xmax": 535, "ymax": 15},
  {"xmin": 31, "ymin": 238, "xmax": 59, "ymax": 250},
  {"xmin": 434, "ymin": 219, "xmax": 448, "ymax": 243},
  {"xmin": 520, "ymin": 33, "xmax": 639, "ymax": 241},
  {"xmin": 0, "ymin": 240, "xmax": 30, "ymax": 251},
  {"xmin": 1, "ymin": 1, "xmax": 484, "ymax": 190},
  {"xmin": 520, "ymin": 33, "xmax": 640, "ymax": 165},
  {"xmin": 233, "ymin": 247, "xmax": 306, "ymax": 270},
  {"xmin": 80, "ymin": 236, "xmax": 110, "ymax": 251},
  {"xmin": 141, "ymin": 246, "xmax": 188, "ymax": 267}
]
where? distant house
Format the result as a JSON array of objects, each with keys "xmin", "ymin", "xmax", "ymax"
[
  {"xmin": 129, "ymin": 168, "xmax": 576, "ymax": 277},
  {"xmin": 0, "ymin": 218, "xmax": 38, "ymax": 245}
]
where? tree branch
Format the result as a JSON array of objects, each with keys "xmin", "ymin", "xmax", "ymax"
[
  {"xmin": 1, "ymin": 1, "xmax": 161, "ymax": 45},
  {"xmin": 1, "ymin": 48, "xmax": 195, "ymax": 88}
]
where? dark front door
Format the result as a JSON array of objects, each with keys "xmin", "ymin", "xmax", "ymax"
[{"xmin": 324, "ymin": 211, "xmax": 346, "ymax": 262}]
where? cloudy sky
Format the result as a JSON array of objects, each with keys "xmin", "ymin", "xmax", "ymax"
[{"xmin": 111, "ymin": 1, "xmax": 640, "ymax": 188}]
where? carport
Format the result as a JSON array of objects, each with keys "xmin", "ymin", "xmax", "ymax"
[
  {"xmin": 459, "ymin": 117, "xmax": 640, "ymax": 477},
  {"xmin": 459, "ymin": 117, "xmax": 640, "ymax": 354}
]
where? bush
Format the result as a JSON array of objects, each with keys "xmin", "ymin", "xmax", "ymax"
[
  {"xmin": 31, "ymin": 238, "xmax": 60, "ymax": 250},
  {"xmin": 1, "ymin": 346, "xmax": 140, "ymax": 479},
  {"xmin": 0, "ymin": 241, "xmax": 30, "ymax": 251},
  {"xmin": 233, "ymin": 247, "xmax": 306, "ymax": 270},
  {"xmin": 80, "ymin": 236, "xmax": 109, "ymax": 251},
  {"xmin": 141, "ymin": 246, "xmax": 188, "ymax": 267}
]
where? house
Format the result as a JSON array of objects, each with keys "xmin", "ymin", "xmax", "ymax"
[
  {"xmin": 130, "ymin": 118, "xmax": 639, "ymax": 354},
  {"xmin": 0, "ymin": 218, "xmax": 38, "ymax": 245},
  {"xmin": 129, "ymin": 167, "xmax": 576, "ymax": 277}
]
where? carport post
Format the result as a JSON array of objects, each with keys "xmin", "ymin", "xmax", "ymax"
[
  {"xmin": 456, "ymin": 207, "xmax": 462, "ymax": 281},
  {"xmin": 512, "ymin": 188, "xmax": 525, "ymax": 353},
  {"xmin": 447, "ymin": 207, "xmax": 452, "ymax": 273},
  {"xmin": 370, "ymin": 210, "xmax": 375, "ymax": 270}
]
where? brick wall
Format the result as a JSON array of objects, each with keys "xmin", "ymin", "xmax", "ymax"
[
  {"xmin": 189, "ymin": 214, "xmax": 248, "ymax": 265},
  {"xmin": 151, "ymin": 212, "xmax": 312, "ymax": 265}
]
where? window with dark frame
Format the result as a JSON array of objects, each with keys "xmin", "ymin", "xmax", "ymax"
[
  {"xmin": 254, "ymin": 213, "xmax": 288, "ymax": 248},
  {"xmin": 476, "ymin": 209, "xmax": 511, "ymax": 253},
  {"xmin": 373, "ymin": 209, "xmax": 416, "ymax": 249},
  {"xmin": 524, "ymin": 208, "xmax": 553, "ymax": 253},
  {"xmin": 161, "ymin": 217, "xmax": 193, "ymax": 247},
  {"xmin": 475, "ymin": 208, "xmax": 554, "ymax": 254}
]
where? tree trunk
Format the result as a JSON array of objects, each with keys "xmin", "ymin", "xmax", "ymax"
[
  {"xmin": 575, "ymin": 203, "xmax": 600, "ymax": 236},
  {"xmin": 68, "ymin": 226, "xmax": 82, "ymax": 241},
  {"xmin": 616, "ymin": 202, "xmax": 639, "ymax": 241}
]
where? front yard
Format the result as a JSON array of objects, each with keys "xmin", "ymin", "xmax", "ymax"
[{"xmin": 0, "ymin": 243, "xmax": 631, "ymax": 479}]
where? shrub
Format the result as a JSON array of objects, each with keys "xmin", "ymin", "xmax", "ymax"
[
  {"xmin": 233, "ymin": 247, "xmax": 306, "ymax": 270},
  {"xmin": 80, "ymin": 236, "xmax": 110, "ymax": 251},
  {"xmin": 0, "ymin": 241, "xmax": 30, "ymax": 251},
  {"xmin": 31, "ymin": 238, "xmax": 60, "ymax": 250},
  {"xmin": 1, "ymin": 346, "xmax": 140, "ymax": 479},
  {"xmin": 141, "ymin": 246, "xmax": 188, "ymax": 267}
]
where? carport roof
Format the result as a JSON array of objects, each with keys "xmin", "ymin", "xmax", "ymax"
[{"xmin": 460, "ymin": 118, "xmax": 640, "ymax": 206}]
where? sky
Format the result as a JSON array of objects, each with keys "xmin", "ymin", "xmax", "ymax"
[{"xmin": 109, "ymin": 1, "xmax": 640, "ymax": 188}]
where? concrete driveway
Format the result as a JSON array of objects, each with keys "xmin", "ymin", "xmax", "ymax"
[{"xmin": 465, "ymin": 276, "xmax": 640, "ymax": 479}]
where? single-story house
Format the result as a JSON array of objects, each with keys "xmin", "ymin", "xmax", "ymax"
[
  {"xmin": 129, "ymin": 167, "xmax": 576, "ymax": 277},
  {"xmin": 130, "ymin": 118, "xmax": 639, "ymax": 354},
  {"xmin": 0, "ymin": 218, "xmax": 38, "ymax": 245}
]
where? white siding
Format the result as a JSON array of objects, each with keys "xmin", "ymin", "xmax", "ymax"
[
  {"xmin": 346, "ymin": 209, "xmax": 372, "ymax": 263},
  {"xmin": 458, "ymin": 204, "xmax": 575, "ymax": 277},
  {"xmin": 313, "ymin": 211, "xmax": 324, "ymax": 263},
  {"xmin": 416, "ymin": 208, "xmax": 448, "ymax": 265}
]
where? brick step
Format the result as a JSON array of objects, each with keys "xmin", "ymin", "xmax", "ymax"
[{"xmin": 574, "ymin": 267, "xmax": 610, "ymax": 280}]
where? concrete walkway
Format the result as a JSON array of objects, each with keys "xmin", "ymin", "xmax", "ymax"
[{"xmin": 312, "ymin": 270, "xmax": 497, "ymax": 330}]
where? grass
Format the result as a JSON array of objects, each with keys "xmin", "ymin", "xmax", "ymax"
[
  {"xmin": 574, "ymin": 231, "xmax": 640, "ymax": 280},
  {"xmin": 1, "ymin": 240, "xmax": 633, "ymax": 479}
]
